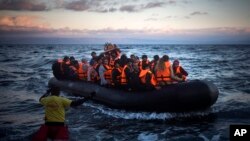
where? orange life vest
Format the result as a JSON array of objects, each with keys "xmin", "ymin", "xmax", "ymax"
[
  {"xmin": 78, "ymin": 62, "xmax": 88, "ymax": 80},
  {"xmin": 103, "ymin": 65, "xmax": 112, "ymax": 83},
  {"xmin": 139, "ymin": 69, "xmax": 157, "ymax": 86},
  {"xmin": 155, "ymin": 61, "xmax": 171, "ymax": 82},
  {"xmin": 175, "ymin": 66, "xmax": 187, "ymax": 81},
  {"xmin": 120, "ymin": 65, "xmax": 128, "ymax": 85},
  {"xmin": 138, "ymin": 60, "xmax": 150, "ymax": 71}
]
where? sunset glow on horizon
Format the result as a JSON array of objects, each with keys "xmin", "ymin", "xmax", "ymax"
[{"xmin": 0, "ymin": 0, "xmax": 249, "ymax": 44}]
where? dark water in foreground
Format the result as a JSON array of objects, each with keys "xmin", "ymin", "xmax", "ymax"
[{"xmin": 0, "ymin": 44, "xmax": 250, "ymax": 141}]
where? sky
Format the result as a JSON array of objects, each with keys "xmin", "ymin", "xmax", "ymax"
[{"xmin": 0, "ymin": 0, "xmax": 249, "ymax": 44}]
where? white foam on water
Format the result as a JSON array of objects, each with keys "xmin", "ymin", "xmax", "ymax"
[
  {"xmin": 137, "ymin": 132, "xmax": 159, "ymax": 141},
  {"xmin": 84, "ymin": 102, "xmax": 213, "ymax": 120}
]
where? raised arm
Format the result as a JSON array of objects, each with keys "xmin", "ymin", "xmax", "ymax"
[{"xmin": 70, "ymin": 92, "xmax": 95, "ymax": 107}]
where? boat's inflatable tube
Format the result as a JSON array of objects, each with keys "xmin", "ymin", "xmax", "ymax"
[{"xmin": 48, "ymin": 78, "xmax": 219, "ymax": 112}]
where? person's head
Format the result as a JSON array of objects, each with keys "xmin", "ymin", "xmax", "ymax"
[
  {"xmin": 162, "ymin": 55, "xmax": 169, "ymax": 62},
  {"xmin": 155, "ymin": 58, "xmax": 166, "ymax": 71},
  {"xmin": 173, "ymin": 60, "xmax": 180, "ymax": 67},
  {"xmin": 50, "ymin": 86, "xmax": 60, "ymax": 96},
  {"xmin": 133, "ymin": 62, "xmax": 139, "ymax": 70},
  {"xmin": 63, "ymin": 56, "xmax": 69, "ymax": 62},
  {"xmin": 141, "ymin": 55, "xmax": 148, "ymax": 61},
  {"xmin": 127, "ymin": 59, "xmax": 133, "ymax": 67},
  {"xmin": 130, "ymin": 54, "xmax": 136, "ymax": 60},
  {"xmin": 153, "ymin": 55, "xmax": 159, "ymax": 61},
  {"xmin": 103, "ymin": 58, "xmax": 109, "ymax": 65},
  {"xmin": 142, "ymin": 64, "xmax": 150, "ymax": 70},
  {"xmin": 91, "ymin": 52, "xmax": 97, "ymax": 58},
  {"xmin": 81, "ymin": 58, "xmax": 87, "ymax": 64},
  {"xmin": 70, "ymin": 56, "xmax": 75, "ymax": 62},
  {"xmin": 120, "ymin": 54, "xmax": 128, "ymax": 67},
  {"xmin": 73, "ymin": 60, "xmax": 79, "ymax": 69}
]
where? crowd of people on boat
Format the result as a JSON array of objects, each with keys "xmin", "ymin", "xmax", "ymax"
[{"xmin": 52, "ymin": 43, "xmax": 188, "ymax": 91}]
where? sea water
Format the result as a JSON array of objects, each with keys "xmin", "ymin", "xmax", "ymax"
[{"xmin": 0, "ymin": 44, "xmax": 250, "ymax": 141}]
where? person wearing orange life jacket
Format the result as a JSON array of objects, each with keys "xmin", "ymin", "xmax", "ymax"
[
  {"xmin": 111, "ymin": 61, "xmax": 122, "ymax": 87},
  {"xmin": 104, "ymin": 43, "xmax": 120, "ymax": 67},
  {"xmin": 104, "ymin": 61, "xmax": 112, "ymax": 83},
  {"xmin": 109, "ymin": 50, "xmax": 120, "ymax": 68},
  {"xmin": 138, "ymin": 55, "xmax": 150, "ymax": 71},
  {"xmin": 155, "ymin": 55, "xmax": 183, "ymax": 86},
  {"xmin": 120, "ymin": 59, "xmax": 132, "ymax": 89},
  {"xmin": 78, "ymin": 58, "xmax": 89, "ymax": 81},
  {"xmin": 172, "ymin": 59, "xmax": 188, "ymax": 82},
  {"xmin": 120, "ymin": 59, "xmax": 141, "ymax": 91},
  {"xmin": 150, "ymin": 55, "xmax": 159, "ymax": 75},
  {"xmin": 139, "ymin": 64, "xmax": 157, "ymax": 90}
]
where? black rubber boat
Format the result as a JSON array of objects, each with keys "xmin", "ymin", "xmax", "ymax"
[{"xmin": 48, "ymin": 77, "xmax": 219, "ymax": 112}]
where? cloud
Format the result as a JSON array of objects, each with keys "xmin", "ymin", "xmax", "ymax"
[
  {"xmin": 64, "ymin": 1, "xmax": 90, "ymax": 11},
  {"xmin": 0, "ymin": 0, "xmax": 47, "ymax": 11},
  {"xmin": 190, "ymin": 11, "xmax": 208, "ymax": 16},
  {"xmin": 1, "ymin": 25, "xmax": 250, "ymax": 44},
  {"xmin": 0, "ymin": 0, "xmax": 179, "ymax": 12},
  {"xmin": 0, "ymin": 15, "xmax": 50, "ymax": 32},
  {"xmin": 119, "ymin": 5, "xmax": 138, "ymax": 12},
  {"xmin": 144, "ymin": 2, "xmax": 166, "ymax": 9},
  {"xmin": 119, "ymin": 2, "xmax": 167, "ymax": 12}
]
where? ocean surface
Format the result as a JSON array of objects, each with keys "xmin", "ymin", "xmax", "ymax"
[{"xmin": 0, "ymin": 44, "xmax": 250, "ymax": 141}]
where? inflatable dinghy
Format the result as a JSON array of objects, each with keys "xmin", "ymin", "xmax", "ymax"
[{"xmin": 48, "ymin": 77, "xmax": 219, "ymax": 112}]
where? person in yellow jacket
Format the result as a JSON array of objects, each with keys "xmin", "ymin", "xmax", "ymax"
[{"xmin": 32, "ymin": 87, "xmax": 94, "ymax": 141}]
